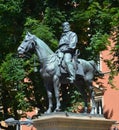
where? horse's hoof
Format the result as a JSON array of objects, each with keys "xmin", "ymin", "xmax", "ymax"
[
  {"xmin": 90, "ymin": 110, "xmax": 95, "ymax": 115},
  {"xmin": 83, "ymin": 112, "xmax": 88, "ymax": 114},
  {"xmin": 67, "ymin": 77, "xmax": 75, "ymax": 84},
  {"xmin": 44, "ymin": 111, "xmax": 50, "ymax": 114},
  {"xmin": 54, "ymin": 108, "xmax": 61, "ymax": 113},
  {"xmin": 44, "ymin": 109, "xmax": 52, "ymax": 114}
]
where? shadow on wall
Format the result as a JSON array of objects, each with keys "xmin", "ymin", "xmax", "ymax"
[
  {"xmin": 103, "ymin": 107, "xmax": 119, "ymax": 130},
  {"xmin": 103, "ymin": 107, "xmax": 113, "ymax": 119}
]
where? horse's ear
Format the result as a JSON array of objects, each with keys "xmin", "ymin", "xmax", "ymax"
[{"xmin": 27, "ymin": 32, "xmax": 31, "ymax": 36}]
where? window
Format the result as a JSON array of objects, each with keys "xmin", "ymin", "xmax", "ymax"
[{"xmin": 95, "ymin": 96, "xmax": 103, "ymax": 115}]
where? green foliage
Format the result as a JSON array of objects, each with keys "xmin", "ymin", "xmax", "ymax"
[
  {"xmin": 66, "ymin": 90, "xmax": 84, "ymax": 112},
  {"xmin": 24, "ymin": 17, "xmax": 58, "ymax": 51},
  {"xmin": 0, "ymin": 54, "xmax": 25, "ymax": 83},
  {"xmin": 0, "ymin": 54, "xmax": 31, "ymax": 118},
  {"xmin": 15, "ymin": 90, "xmax": 30, "ymax": 110},
  {"xmin": 0, "ymin": 0, "xmax": 25, "ymax": 58},
  {"xmin": 61, "ymin": 85, "xmax": 89, "ymax": 113},
  {"xmin": 0, "ymin": 0, "xmax": 23, "ymax": 14},
  {"xmin": 43, "ymin": 7, "xmax": 66, "ymax": 26},
  {"xmin": 87, "ymin": 31, "xmax": 110, "ymax": 61},
  {"xmin": 43, "ymin": 7, "xmax": 66, "ymax": 37}
]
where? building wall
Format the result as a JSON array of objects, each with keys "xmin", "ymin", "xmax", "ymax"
[
  {"xmin": 100, "ymin": 38, "xmax": 119, "ymax": 128},
  {"xmin": 21, "ymin": 111, "xmax": 36, "ymax": 130}
]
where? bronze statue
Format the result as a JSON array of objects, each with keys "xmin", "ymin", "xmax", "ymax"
[
  {"xmin": 56, "ymin": 22, "xmax": 78, "ymax": 83},
  {"xmin": 17, "ymin": 31, "xmax": 100, "ymax": 114}
]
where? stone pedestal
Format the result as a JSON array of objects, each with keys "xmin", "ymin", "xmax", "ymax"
[{"xmin": 33, "ymin": 112, "xmax": 115, "ymax": 130}]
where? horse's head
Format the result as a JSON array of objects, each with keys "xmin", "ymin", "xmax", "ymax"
[{"xmin": 17, "ymin": 32, "xmax": 36, "ymax": 57}]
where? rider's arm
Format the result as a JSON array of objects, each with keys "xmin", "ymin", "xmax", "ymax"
[{"xmin": 69, "ymin": 32, "xmax": 78, "ymax": 50}]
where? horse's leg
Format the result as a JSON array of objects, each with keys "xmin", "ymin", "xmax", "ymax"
[
  {"xmin": 85, "ymin": 73, "xmax": 96, "ymax": 114},
  {"xmin": 44, "ymin": 82, "xmax": 53, "ymax": 114},
  {"xmin": 53, "ymin": 75, "xmax": 61, "ymax": 112},
  {"xmin": 89, "ymin": 83, "xmax": 96, "ymax": 114}
]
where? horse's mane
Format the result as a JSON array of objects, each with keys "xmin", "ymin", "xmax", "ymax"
[{"xmin": 34, "ymin": 35, "xmax": 54, "ymax": 55}]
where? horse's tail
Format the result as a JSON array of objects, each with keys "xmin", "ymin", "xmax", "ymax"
[{"xmin": 89, "ymin": 60, "xmax": 104, "ymax": 77}]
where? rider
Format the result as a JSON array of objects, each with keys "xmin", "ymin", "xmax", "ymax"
[{"xmin": 57, "ymin": 21, "xmax": 78, "ymax": 83}]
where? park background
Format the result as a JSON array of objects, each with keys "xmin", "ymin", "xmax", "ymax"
[{"xmin": 0, "ymin": 0, "xmax": 119, "ymax": 129}]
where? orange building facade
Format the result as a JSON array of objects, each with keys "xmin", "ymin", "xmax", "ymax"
[{"xmin": 100, "ymin": 37, "xmax": 119, "ymax": 129}]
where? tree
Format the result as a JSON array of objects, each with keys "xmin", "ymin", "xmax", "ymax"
[{"xmin": 0, "ymin": 54, "xmax": 29, "ymax": 119}]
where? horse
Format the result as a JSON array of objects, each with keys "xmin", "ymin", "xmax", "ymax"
[{"xmin": 17, "ymin": 32, "xmax": 99, "ymax": 114}]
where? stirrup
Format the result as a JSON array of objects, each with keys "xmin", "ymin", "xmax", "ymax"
[{"xmin": 67, "ymin": 77, "xmax": 75, "ymax": 83}]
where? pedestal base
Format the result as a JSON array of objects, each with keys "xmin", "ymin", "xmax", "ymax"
[{"xmin": 33, "ymin": 112, "xmax": 115, "ymax": 130}]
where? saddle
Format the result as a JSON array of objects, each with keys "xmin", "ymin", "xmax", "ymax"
[{"xmin": 58, "ymin": 49, "xmax": 84, "ymax": 77}]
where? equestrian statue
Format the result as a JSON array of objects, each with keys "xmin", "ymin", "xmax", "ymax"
[{"xmin": 17, "ymin": 22, "xmax": 102, "ymax": 114}]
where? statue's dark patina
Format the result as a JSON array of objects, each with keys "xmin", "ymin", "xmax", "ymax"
[
  {"xmin": 17, "ymin": 32, "xmax": 99, "ymax": 114},
  {"xmin": 56, "ymin": 22, "xmax": 79, "ymax": 83}
]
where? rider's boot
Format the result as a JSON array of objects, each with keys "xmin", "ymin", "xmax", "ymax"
[{"xmin": 66, "ymin": 62, "xmax": 75, "ymax": 83}]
